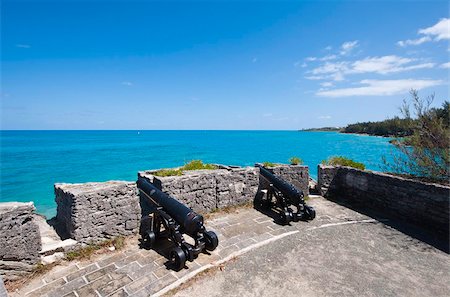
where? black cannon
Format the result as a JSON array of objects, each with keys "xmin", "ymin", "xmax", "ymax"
[
  {"xmin": 256, "ymin": 165, "xmax": 316, "ymax": 224},
  {"xmin": 137, "ymin": 178, "xmax": 219, "ymax": 270}
]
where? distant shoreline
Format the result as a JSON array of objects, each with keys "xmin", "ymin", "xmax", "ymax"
[{"xmin": 299, "ymin": 129, "xmax": 396, "ymax": 138}]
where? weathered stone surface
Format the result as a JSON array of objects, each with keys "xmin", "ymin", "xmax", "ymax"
[
  {"xmin": 0, "ymin": 202, "xmax": 41, "ymax": 281},
  {"xmin": 317, "ymin": 165, "xmax": 340, "ymax": 196},
  {"xmin": 0, "ymin": 276, "xmax": 7, "ymax": 297},
  {"xmin": 138, "ymin": 167, "xmax": 259, "ymax": 213},
  {"xmin": 258, "ymin": 165, "xmax": 310, "ymax": 196},
  {"xmin": 54, "ymin": 181, "xmax": 140, "ymax": 244},
  {"xmin": 317, "ymin": 165, "xmax": 450, "ymax": 237}
]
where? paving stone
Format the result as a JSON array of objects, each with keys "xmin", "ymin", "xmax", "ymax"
[
  {"xmin": 128, "ymin": 262, "xmax": 159, "ymax": 281},
  {"xmin": 22, "ymin": 278, "xmax": 47, "ymax": 295},
  {"xmin": 98, "ymin": 253, "xmax": 126, "ymax": 268},
  {"xmin": 76, "ymin": 274, "xmax": 111, "ymax": 297},
  {"xmin": 97, "ymin": 274, "xmax": 132, "ymax": 296},
  {"xmin": 136, "ymin": 251, "xmax": 162, "ymax": 267},
  {"xmin": 25, "ymin": 277, "xmax": 67, "ymax": 297},
  {"xmin": 107, "ymin": 288, "xmax": 129, "ymax": 297},
  {"xmin": 47, "ymin": 277, "xmax": 87, "ymax": 297},
  {"xmin": 66, "ymin": 263, "xmax": 99, "ymax": 282},
  {"xmin": 115, "ymin": 253, "xmax": 143, "ymax": 268},
  {"xmin": 153, "ymin": 257, "xmax": 169, "ymax": 267},
  {"xmin": 153, "ymin": 266, "xmax": 171, "ymax": 279},
  {"xmin": 43, "ymin": 265, "xmax": 78, "ymax": 283},
  {"xmin": 85, "ymin": 264, "xmax": 116, "ymax": 282},
  {"xmin": 62, "ymin": 292, "xmax": 77, "ymax": 297},
  {"xmin": 124, "ymin": 274, "xmax": 158, "ymax": 294},
  {"xmin": 142, "ymin": 273, "xmax": 178, "ymax": 296},
  {"xmin": 116, "ymin": 261, "xmax": 142, "ymax": 277}
]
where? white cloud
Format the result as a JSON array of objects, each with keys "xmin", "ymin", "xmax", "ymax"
[
  {"xmin": 121, "ymin": 81, "xmax": 133, "ymax": 86},
  {"xmin": 252, "ymin": 57, "xmax": 258, "ymax": 63},
  {"xmin": 318, "ymin": 115, "xmax": 332, "ymax": 119},
  {"xmin": 316, "ymin": 79, "xmax": 443, "ymax": 97},
  {"xmin": 320, "ymin": 82, "xmax": 334, "ymax": 87},
  {"xmin": 397, "ymin": 36, "xmax": 431, "ymax": 47},
  {"xmin": 324, "ymin": 46, "xmax": 333, "ymax": 51},
  {"xmin": 351, "ymin": 56, "xmax": 434, "ymax": 74},
  {"xmin": 418, "ymin": 18, "xmax": 450, "ymax": 41},
  {"xmin": 305, "ymin": 57, "xmax": 317, "ymax": 61},
  {"xmin": 397, "ymin": 18, "xmax": 450, "ymax": 46},
  {"xmin": 307, "ymin": 55, "xmax": 434, "ymax": 81},
  {"xmin": 440, "ymin": 62, "xmax": 450, "ymax": 69},
  {"xmin": 320, "ymin": 54, "xmax": 338, "ymax": 61},
  {"xmin": 16, "ymin": 44, "xmax": 31, "ymax": 48},
  {"xmin": 263, "ymin": 113, "xmax": 273, "ymax": 117},
  {"xmin": 340, "ymin": 40, "xmax": 359, "ymax": 55}
]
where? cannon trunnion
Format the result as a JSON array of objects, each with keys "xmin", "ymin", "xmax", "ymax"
[
  {"xmin": 137, "ymin": 178, "xmax": 219, "ymax": 270},
  {"xmin": 256, "ymin": 165, "xmax": 316, "ymax": 224}
]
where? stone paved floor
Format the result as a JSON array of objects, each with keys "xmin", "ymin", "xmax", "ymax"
[{"xmin": 8, "ymin": 196, "xmax": 447, "ymax": 297}]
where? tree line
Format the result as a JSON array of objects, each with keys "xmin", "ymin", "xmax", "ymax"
[{"xmin": 342, "ymin": 101, "xmax": 448, "ymax": 137}]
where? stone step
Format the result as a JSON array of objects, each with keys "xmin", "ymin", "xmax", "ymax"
[{"xmin": 40, "ymin": 239, "xmax": 77, "ymax": 255}]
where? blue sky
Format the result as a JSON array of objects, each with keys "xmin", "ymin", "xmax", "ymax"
[{"xmin": 1, "ymin": 0, "xmax": 449, "ymax": 130}]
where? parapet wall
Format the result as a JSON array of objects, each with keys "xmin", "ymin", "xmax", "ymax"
[
  {"xmin": 54, "ymin": 181, "xmax": 140, "ymax": 244},
  {"xmin": 138, "ymin": 166, "xmax": 260, "ymax": 214},
  {"xmin": 318, "ymin": 165, "xmax": 450, "ymax": 237},
  {"xmin": 0, "ymin": 202, "xmax": 41, "ymax": 281},
  {"xmin": 261, "ymin": 165, "xmax": 309, "ymax": 196},
  {"xmin": 51, "ymin": 165, "xmax": 309, "ymax": 245}
]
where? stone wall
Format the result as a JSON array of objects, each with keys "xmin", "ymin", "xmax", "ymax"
[
  {"xmin": 261, "ymin": 165, "xmax": 309, "ymax": 196},
  {"xmin": 54, "ymin": 181, "xmax": 140, "ymax": 244},
  {"xmin": 0, "ymin": 202, "xmax": 41, "ymax": 281},
  {"xmin": 317, "ymin": 165, "xmax": 450, "ymax": 237},
  {"xmin": 138, "ymin": 167, "xmax": 259, "ymax": 214}
]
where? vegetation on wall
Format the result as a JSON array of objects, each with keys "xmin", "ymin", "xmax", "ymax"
[
  {"xmin": 322, "ymin": 156, "xmax": 365, "ymax": 170},
  {"xmin": 289, "ymin": 156, "xmax": 303, "ymax": 165},
  {"xmin": 153, "ymin": 160, "xmax": 218, "ymax": 177}
]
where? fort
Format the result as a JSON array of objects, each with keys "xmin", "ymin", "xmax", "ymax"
[{"xmin": 1, "ymin": 163, "xmax": 449, "ymax": 296}]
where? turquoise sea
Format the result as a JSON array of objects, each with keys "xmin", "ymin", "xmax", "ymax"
[{"xmin": 0, "ymin": 130, "xmax": 394, "ymax": 218}]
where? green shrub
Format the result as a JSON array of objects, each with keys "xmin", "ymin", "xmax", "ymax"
[
  {"xmin": 182, "ymin": 160, "xmax": 217, "ymax": 171},
  {"xmin": 153, "ymin": 168, "xmax": 183, "ymax": 177},
  {"xmin": 289, "ymin": 156, "xmax": 303, "ymax": 165},
  {"xmin": 262, "ymin": 161, "xmax": 276, "ymax": 168},
  {"xmin": 153, "ymin": 160, "xmax": 217, "ymax": 177},
  {"xmin": 323, "ymin": 156, "xmax": 365, "ymax": 170},
  {"xmin": 383, "ymin": 90, "xmax": 449, "ymax": 181}
]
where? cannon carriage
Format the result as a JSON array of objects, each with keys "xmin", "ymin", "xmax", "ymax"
[
  {"xmin": 137, "ymin": 178, "xmax": 219, "ymax": 270},
  {"xmin": 256, "ymin": 164, "xmax": 316, "ymax": 224}
]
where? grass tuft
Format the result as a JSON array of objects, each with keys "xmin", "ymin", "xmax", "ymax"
[
  {"xmin": 289, "ymin": 156, "xmax": 303, "ymax": 165},
  {"xmin": 262, "ymin": 161, "xmax": 276, "ymax": 168},
  {"xmin": 65, "ymin": 236, "xmax": 126, "ymax": 261},
  {"xmin": 153, "ymin": 160, "xmax": 218, "ymax": 177},
  {"xmin": 322, "ymin": 156, "xmax": 365, "ymax": 170}
]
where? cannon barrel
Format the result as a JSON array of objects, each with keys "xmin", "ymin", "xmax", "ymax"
[
  {"xmin": 258, "ymin": 165, "xmax": 304, "ymax": 204},
  {"xmin": 137, "ymin": 178, "xmax": 204, "ymax": 236}
]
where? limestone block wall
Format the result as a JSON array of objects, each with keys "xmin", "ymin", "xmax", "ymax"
[
  {"xmin": 317, "ymin": 165, "xmax": 340, "ymax": 197},
  {"xmin": 54, "ymin": 181, "xmax": 140, "ymax": 244},
  {"xmin": 138, "ymin": 167, "xmax": 259, "ymax": 213},
  {"xmin": 258, "ymin": 165, "xmax": 310, "ymax": 196},
  {"xmin": 0, "ymin": 202, "xmax": 41, "ymax": 281},
  {"xmin": 317, "ymin": 165, "xmax": 450, "ymax": 237}
]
